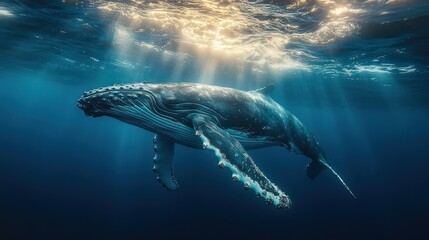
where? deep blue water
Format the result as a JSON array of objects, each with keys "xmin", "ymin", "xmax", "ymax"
[{"xmin": 1, "ymin": 0, "xmax": 429, "ymax": 239}]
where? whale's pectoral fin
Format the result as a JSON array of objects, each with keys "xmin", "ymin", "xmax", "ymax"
[
  {"xmin": 189, "ymin": 114, "xmax": 291, "ymax": 209},
  {"xmin": 152, "ymin": 134, "xmax": 178, "ymax": 191}
]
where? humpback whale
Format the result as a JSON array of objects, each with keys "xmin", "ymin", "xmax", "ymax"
[{"xmin": 77, "ymin": 82, "xmax": 354, "ymax": 209}]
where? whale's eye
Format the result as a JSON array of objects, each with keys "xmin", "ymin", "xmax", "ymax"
[
  {"xmin": 161, "ymin": 90, "xmax": 176, "ymax": 104},
  {"xmin": 163, "ymin": 94, "xmax": 176, "ymax": 104}
]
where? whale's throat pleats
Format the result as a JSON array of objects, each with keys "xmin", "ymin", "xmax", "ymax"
[{"xmin": 104, "ymin": 97, "xmax": 201, "ymax": 147}]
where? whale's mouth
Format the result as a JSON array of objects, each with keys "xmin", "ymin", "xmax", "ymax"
[
  {"xmin": 77, "ymin": 90, "xmax": 114, "ymax": 117},
  {"xmin": 77, "ymin": 97, "xmax": 95, "ymax": 117}
]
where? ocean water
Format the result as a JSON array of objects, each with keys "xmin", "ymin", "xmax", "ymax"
[{"xmin": 0, "ymin": 0, "xmax": 428, "ymax": 239}]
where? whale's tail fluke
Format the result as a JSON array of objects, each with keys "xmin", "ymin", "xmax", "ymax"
[
  {"xmin": 306, "ymin": 160, "xmax": 326, "ymax": 180},
  {"xmin": 306, "ymin": 159, "xmax": 356, "ymax": 199}
]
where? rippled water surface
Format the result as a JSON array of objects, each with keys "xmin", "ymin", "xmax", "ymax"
[
  {"xmin": 1, "ymin": 0, "xmax": 429, "ymax": 106},
  {"xmin": 0, "ymin": 0, "xmax": 428, "ymax": 239}
]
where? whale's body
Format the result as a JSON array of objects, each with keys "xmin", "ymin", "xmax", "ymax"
[{"xmin": 78, "ymin": 82, "xmax": 354, "ymax": 209}]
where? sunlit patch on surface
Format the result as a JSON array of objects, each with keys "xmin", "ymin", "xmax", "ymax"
[
  {"xmin": 96, "ymin": 0, "xmax": 367, "ymax": 76},
  {"xmin": 330, "ymin": 6, "xmax": 365, "ymax": 17},
  {"xmin": 0, "ymin": 7, "xmax": 13, "ymax": 17}
]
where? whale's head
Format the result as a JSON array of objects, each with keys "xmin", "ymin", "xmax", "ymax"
[{"xmin": 77, "ymin": 82, "xmax": 183, "ymax": 130}]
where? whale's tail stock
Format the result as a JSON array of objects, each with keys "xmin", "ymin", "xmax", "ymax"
[{"xmin": 306, "ymin": 158, "xmax": 356, "ymax": 199}]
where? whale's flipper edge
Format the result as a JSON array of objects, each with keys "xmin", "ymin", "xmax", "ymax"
[
  {"xmin": 189, "ymin": 114, "xmax": 291, "ymax": 209},
  {"xmin": 153, "ymin": 134, "xmax": 178, "ymax": 191}
]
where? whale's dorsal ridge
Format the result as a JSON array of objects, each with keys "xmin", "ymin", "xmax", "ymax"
[{"xmin": 252, "ymin": 84, "xmax": 276, "ymax": 96}]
